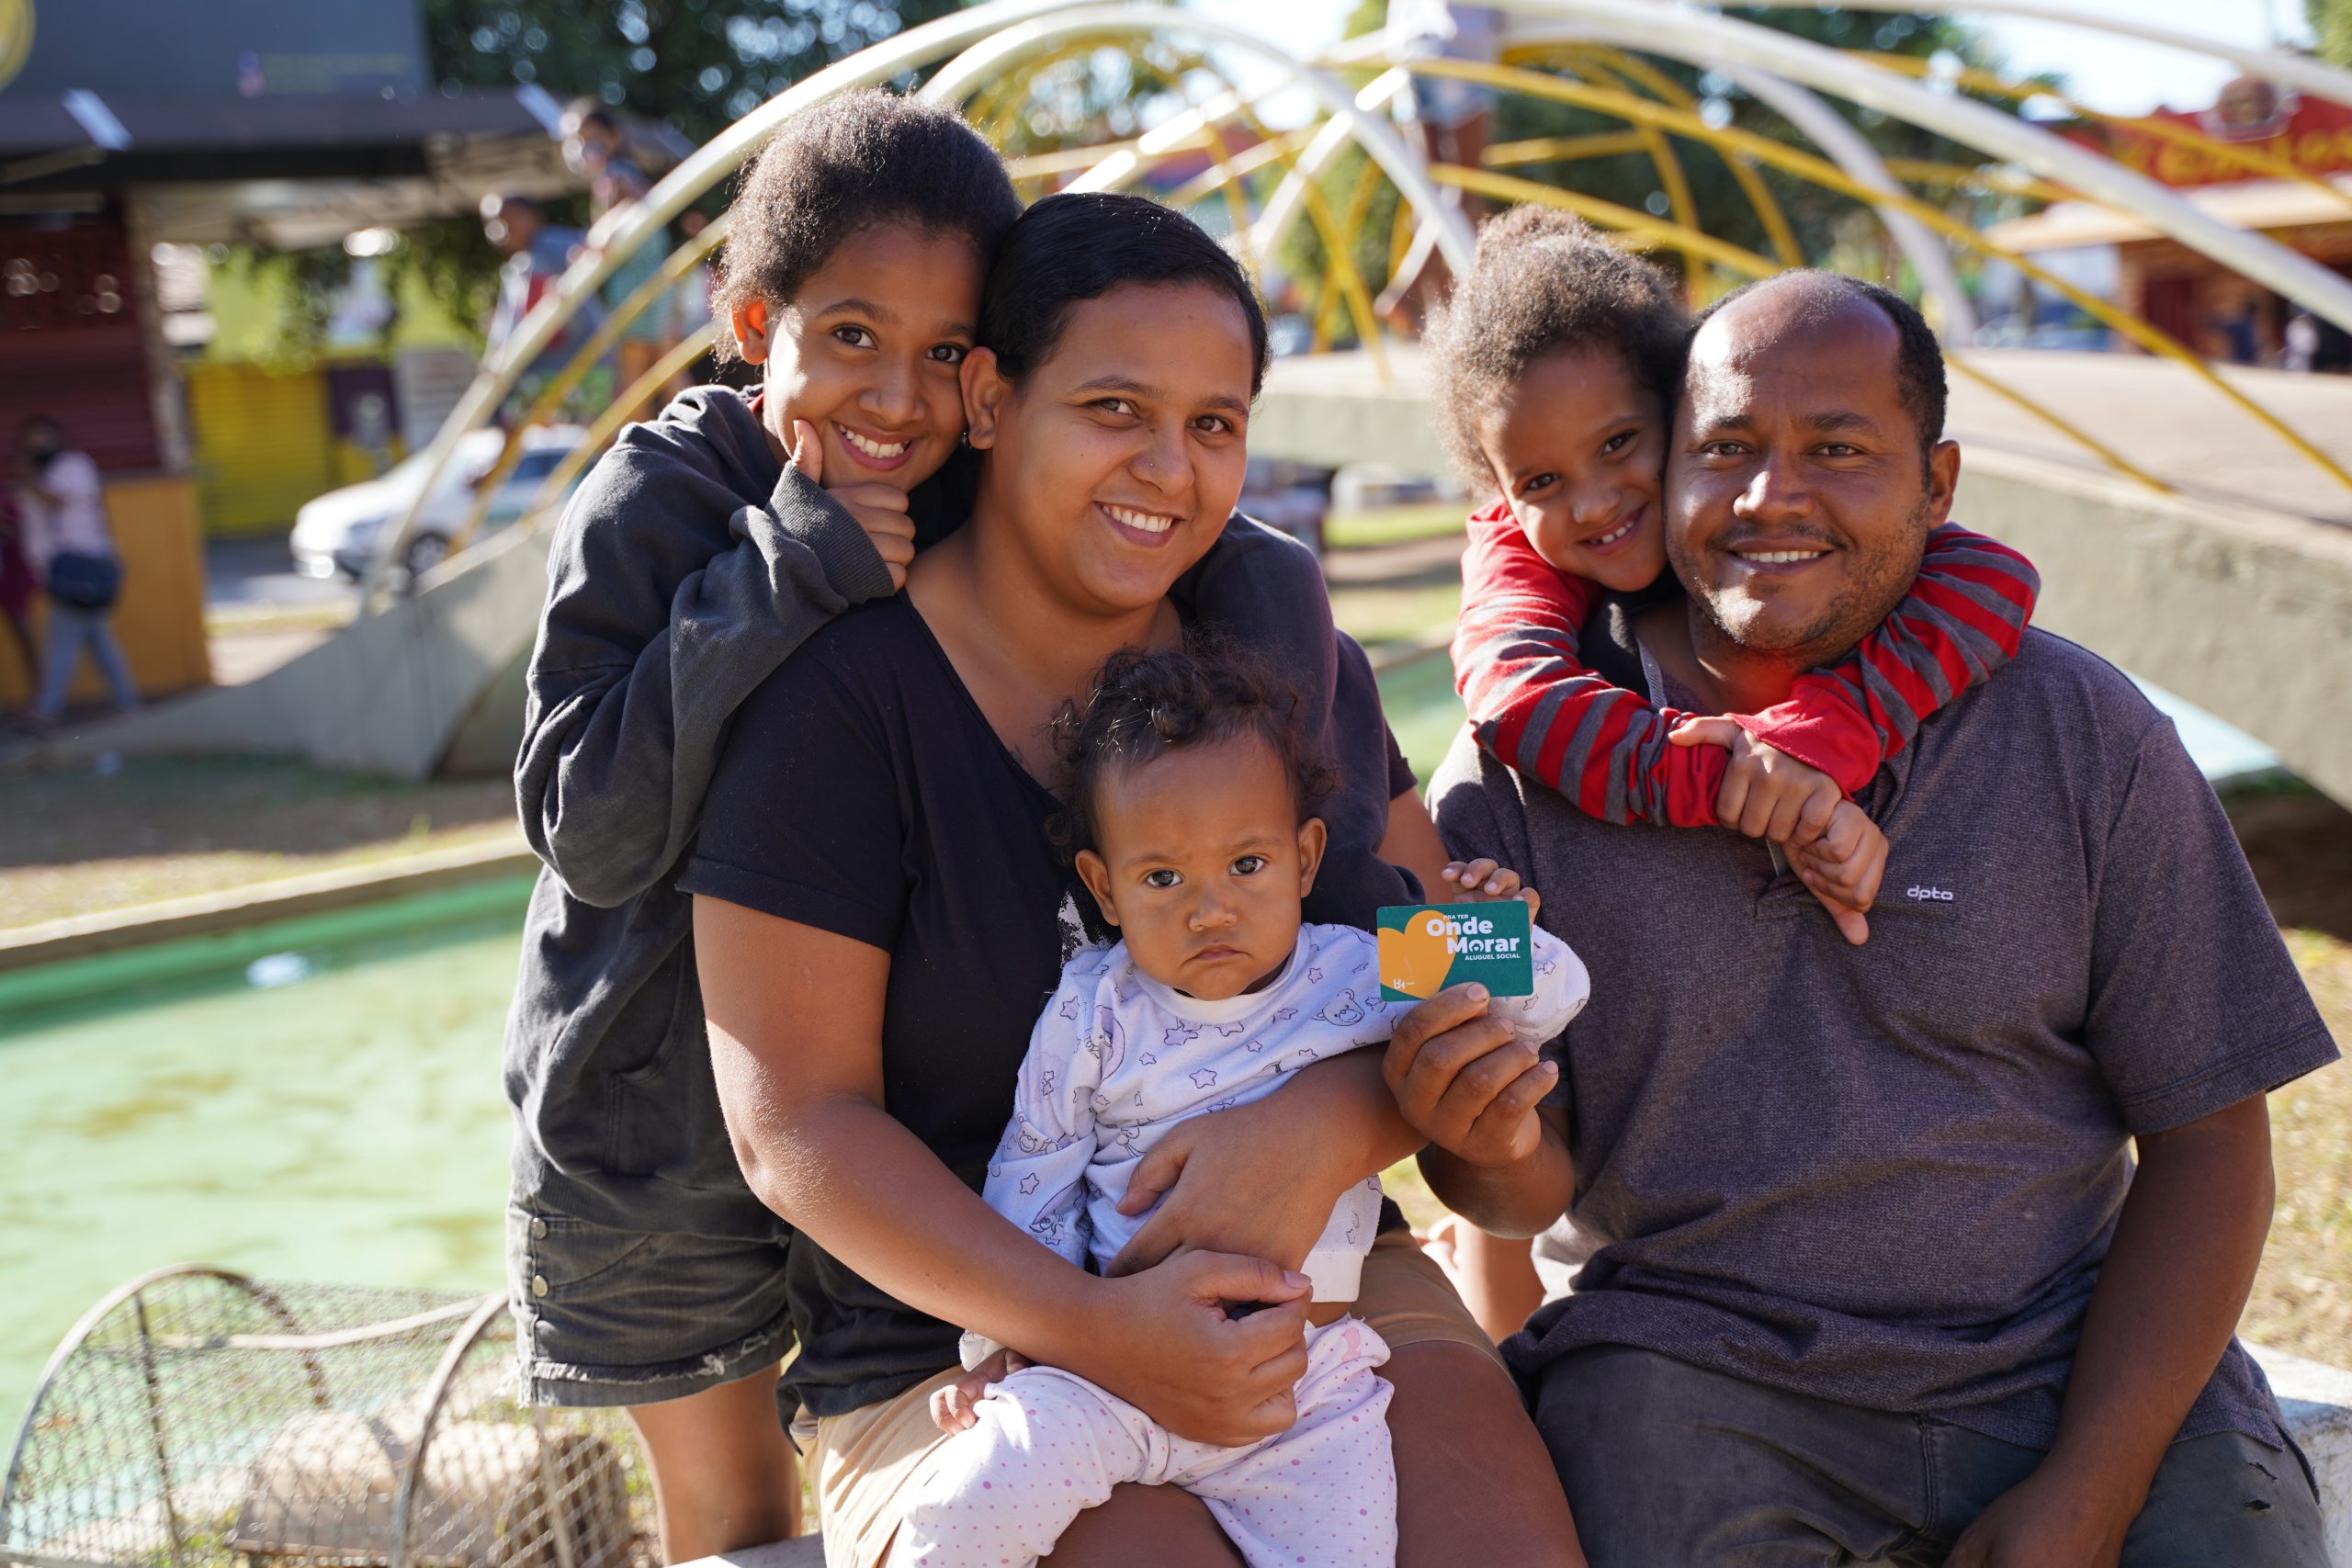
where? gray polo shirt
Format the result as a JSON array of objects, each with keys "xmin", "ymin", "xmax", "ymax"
[{"xmin": 1429, "ymin": 618, "xmax": 2337, "ymax": 1449}]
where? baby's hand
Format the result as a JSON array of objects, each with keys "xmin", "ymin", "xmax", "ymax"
[
  {"xmin": 1438, "ymin": 858, "xmax": 1542, "ymax": 919},
  {"xmin": 928, "ymin": 1348, "xmax": 1030, "ymax": 1435},
  {"xmin": 788, "ymin": 418, "xmax": 916, "ymax": 592},
  {"xmin": 1789, "ymin": 801, "xmax": 1886, "ymax": 947},
  {"xmin": 1670, "ymin": 717, "xmax": 1843, "ymax": 848}
]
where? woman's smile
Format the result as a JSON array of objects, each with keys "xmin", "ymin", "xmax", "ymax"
[{"xmin": 1101, "ymin": 501, "xmax": 1182, "ymax": 545}]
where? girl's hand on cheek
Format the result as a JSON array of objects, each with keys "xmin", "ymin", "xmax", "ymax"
[
  {"xmin": 1081, "ymin": 1254, "xmax": 1312, "ymax": 1447},
  {"xmin": 788, "ymin": 418, "xmax": 916, "ymax": 592},
  {"xmin": 1104, "ymin": 1098, "xmax": 1349, "ymax": 1279}
]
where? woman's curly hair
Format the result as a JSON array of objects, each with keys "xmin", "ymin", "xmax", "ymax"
[
  {"xmin": 1423, "ymin": 206, "xmax": 1691, "ymax": 495},
  {"xmin": 1047, "ymin": 634, "xmax": 1336, "ymax": 863},
  {"xmin": 710, "ymin": 90, "xmax": 1019, "ymax": 361}
]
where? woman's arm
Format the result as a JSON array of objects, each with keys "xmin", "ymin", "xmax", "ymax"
[{"xmin": 695, "ymin": 896, "xmax": 1317, "ymax": 1448}]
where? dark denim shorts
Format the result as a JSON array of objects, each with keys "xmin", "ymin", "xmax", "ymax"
[{"xmin": 506, "ymin": 1198, "xmax": 795, "ymax": 1408}]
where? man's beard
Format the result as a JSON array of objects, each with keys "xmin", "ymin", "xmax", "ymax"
[{"xmin": 1680, "ymin": 502, "xmax": 1933, "ymax": 671}]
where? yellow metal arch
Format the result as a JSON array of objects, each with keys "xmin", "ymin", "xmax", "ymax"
[
  {"xmin": 1540, "ymin": 41, "xmax": 1803, "ymax": 269},
  {"xmin": 1403, "ymin": 52, "xmax": 2352, "ymax": 496}
]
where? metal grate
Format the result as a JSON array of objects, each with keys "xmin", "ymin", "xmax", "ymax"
[{"xmin": 3, "ymin": 1269, "xmax": 653, "ymax": 1568}]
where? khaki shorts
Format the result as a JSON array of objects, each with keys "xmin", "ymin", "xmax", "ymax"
[{"xmin": 797, "ymin": 1230, "xmax": 1498, "ymax": 1568}]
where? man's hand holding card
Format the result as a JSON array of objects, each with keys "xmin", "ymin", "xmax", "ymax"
[{"xmin": 1376, "ymin": 860, "xmax": 1588, "ymax": 1172}]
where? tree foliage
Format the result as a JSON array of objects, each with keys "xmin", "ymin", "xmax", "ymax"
[
  {"xmin": 234, "ymin": 0, "xmax": 966, "ymax": 353},
  {"xmin": 2314, "ymin": 0, "xmax": 2352, "ymax": 69},
  {"xmin": 419, "ymin": 0, "xmax": 967, "ymax": 147}
]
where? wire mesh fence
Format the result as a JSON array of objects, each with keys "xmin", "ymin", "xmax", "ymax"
[{"xmin": 2, "ymin": 1269, "xmax": 653, "ymax": 1568}]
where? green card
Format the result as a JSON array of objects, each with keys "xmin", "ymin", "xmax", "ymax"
[{"xmin": 1375, "ymin": 899, "xmax": 1536, "ymax": 1002}]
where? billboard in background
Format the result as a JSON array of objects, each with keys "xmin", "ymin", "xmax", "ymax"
[
  {"xmin": 2080, "ymin": 76, "xmax": 2352, "ymax": 189},
  {"xmin": 0, "ymin": 0, "xmax": 426, "ymax": 101}
]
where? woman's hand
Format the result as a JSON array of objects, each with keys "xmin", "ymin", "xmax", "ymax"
[
  {"xmin": 1106, "ymin": 1092, "xmax": 1359, "ymax": 1277},
  {"xmin": 1079, "ymin": 1253, "xmax": 1315, "ymax": 1447}
]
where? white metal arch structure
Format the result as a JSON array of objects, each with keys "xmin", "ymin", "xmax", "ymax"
[
  {"xmin": 1248, "ymin": 69, "xmax": 1414, "ymax": 276},
  {"xmin": 364, "ymin": 0, "xmax": 1098, "ymax": 602},
  {"xmin": 1676, "ymin": 62, "xmax": 1976, "ymax": 336},
  {"xmin": 1466, "ymin": 0, "xmax": 2352, "ymax": 338},
  {"xmin": 1712, "ymin": 0, "xmax": 2352, "ymax": 113},
  {"xmin": 917, "ymin": 5, "xmax": 1476, "ymax": 277},
  {"xmin": 1314, "ymin": 28, "xmax": 1976, "ymax": 336}
]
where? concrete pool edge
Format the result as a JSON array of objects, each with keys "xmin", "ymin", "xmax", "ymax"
[
  {"xmin": 0, "ymin": 845, "xmax": 539, "ymax": 1021},
  {"xmin": 0, "ymin": 837, "xmax": 537, "ymax": 976}
]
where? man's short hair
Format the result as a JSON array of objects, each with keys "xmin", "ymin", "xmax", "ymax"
[{"xmin": 1689, "ymin": 270, "xmax": 1947, "ymax": 478}]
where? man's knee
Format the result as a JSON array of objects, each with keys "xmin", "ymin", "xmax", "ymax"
[
  {"xmin": 2120, "ymin": 1431, "xmax": 2331, "ymax": 1568},
  {"xmin": 1531, "ymin": 1348, "xmax": 1916, "ymax": 1567}
]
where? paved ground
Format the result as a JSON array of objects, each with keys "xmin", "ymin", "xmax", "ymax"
[
  {"xmin": 1944, "ymin": 350, "xmax": 2352, "ymax": 527},
  {"xmin": 204, "ymin": 537, "xmax": 358, "ymax": 612}
]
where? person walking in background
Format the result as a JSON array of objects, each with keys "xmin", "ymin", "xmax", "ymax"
[
  {"xmin": 17, "ymin": 416, "xmax": 138, "ymax": 733},
  {"xmin": 481, "ymin": 192, "xmax": 604, "ymax": 423},
  {"xmin": 1376, "ymin": 0, "xmax": 1502, "ymax": 333},
  {"xmin": 564, "ymin": 101, "xmax": 673, "ymax": 400},
  {"xmin": 0, "ymin": 485, "xmax": 37, "ymax": 712}
]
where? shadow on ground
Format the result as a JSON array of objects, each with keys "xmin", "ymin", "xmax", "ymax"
[
  {"xmin": 0, "ymin": 756, "xmax": 514, "ymax": 874},
  {"xmin": 2225, "ymin": 782, "xmax": 2352, "ymax": 942}
]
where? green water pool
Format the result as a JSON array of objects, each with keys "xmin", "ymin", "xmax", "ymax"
[
  {"xmin": 0, "ymin": 899, "xmax": 529, "ymax": 1434},
  {"xmin": 0, "ymin": 667, "xmax": 1473, "ymax": 1439}
]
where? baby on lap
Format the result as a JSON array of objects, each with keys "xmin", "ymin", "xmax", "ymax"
[{"xmin": 893, "ymin": 639, "xmax": 1589, "ymax": 1568}]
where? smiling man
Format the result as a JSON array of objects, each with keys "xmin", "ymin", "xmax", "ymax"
[{"xmin": 1419, "ymin": 271, "xmax": 2338, "ymax": 1566}]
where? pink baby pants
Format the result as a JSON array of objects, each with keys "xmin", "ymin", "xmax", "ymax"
[{"xmin": 893, "ymin": 1316, "xmax": 1396, "ymax": 1568}]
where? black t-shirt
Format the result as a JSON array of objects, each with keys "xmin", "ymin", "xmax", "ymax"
[{"xmin": 682, "ymin": 594, "xmax": 1412, "ymax": 1420}]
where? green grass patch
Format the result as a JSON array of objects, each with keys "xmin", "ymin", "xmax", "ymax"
[{"xmin": 1324, "ymin": 502, "xmax": 1469, "ymax": 551}]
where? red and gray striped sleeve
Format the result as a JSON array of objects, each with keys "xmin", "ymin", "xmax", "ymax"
[
  {"xmin": 1452, "ymin": 503, "xmax": 1724, "ymax": 828},
  {"xmin": 1729, "ymin": 523, "xmax": 2041, "ymax": 792},
  {"xmin": 1452, "ymin": 510, "xmax": 2042, "ymax": 824}
]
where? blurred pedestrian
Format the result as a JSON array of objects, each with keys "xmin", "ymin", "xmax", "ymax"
[
  {"xmin": 17, "ymin": 416, "xmax": 138, "ymax": 731},
  {"xmin": 1377, "ymin": 0, "xmax": 1502, "ymax": 334},
  {"xmin": 564, "ymin": 100, "xmax": 673, "ymax": 401},
  {"xmin": 0, "ymin": 487, "xmax": 37, "ymax": 704},
  {"xmin": 663, "ymin": 207, "xmax": 720, "ymax": 399},
  {"xmin": 482, "ymin": 192, "xmax": 605, "ymax": 422},
  {"xmin": 2283, "ymin": 308, "xmax": 2318, "ymax": 373}
]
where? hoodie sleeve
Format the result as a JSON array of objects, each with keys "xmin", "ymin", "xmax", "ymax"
[{"xmin": 515, "ymin": 449, "xmax": 896, "ymax": 908}]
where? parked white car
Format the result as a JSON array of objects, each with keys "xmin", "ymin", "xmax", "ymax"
[{"xmin": 289, "ymin": 425, "xmax": 589, "ymax": 580}]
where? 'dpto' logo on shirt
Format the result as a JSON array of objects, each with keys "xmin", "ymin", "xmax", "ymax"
[
  {"xmin": 1905, "ymin": 885, "xmax": 1958, "ymax": 903},
  {"xmin": 1375, "ymin": 901, "xmax": 1536, "ymax": 1003}
]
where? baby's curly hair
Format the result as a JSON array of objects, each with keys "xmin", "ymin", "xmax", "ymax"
[
  {"xmin": 710, "ymin": 90, "xmax": 1020, "ymax": 362},
  {"xmin": 1047, "ymin": 636, "xmax": 1337, "ymax": 863},
  {"xmin": 1424, "ymin": 206, "xmax": 1691, "ymax": 495}
]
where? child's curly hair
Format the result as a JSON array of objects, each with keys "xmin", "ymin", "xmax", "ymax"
[
  {"xmin": 710, "ymin": 90, "xmax": 1019, "ymax": 362},
  {"xmin": 1423, "ymin": 206, "xmax": 1691, "ymax": 496},
  {"xmin": 1047, "ymin": 635, "xmax": 1337, "ymax": 863}
]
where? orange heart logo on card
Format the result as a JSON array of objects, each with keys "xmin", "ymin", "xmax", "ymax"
[{"xmin": 1377, "ymin": 910, "xmax": 1455, "ymax": 1000}]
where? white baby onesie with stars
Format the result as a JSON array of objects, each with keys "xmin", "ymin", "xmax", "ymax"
[
  {"xmin": 889, "ymin": 920, "xmax": 1589, "ymax": 1568},
  {"xmin": 976, "ymin": 919, "xmax": 1589, "ymax": 1307}
]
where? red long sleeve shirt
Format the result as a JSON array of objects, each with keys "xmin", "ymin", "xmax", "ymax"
[{"xmin": 1451, "ymin": 502, "xmax": 2042, "ymax": 827}]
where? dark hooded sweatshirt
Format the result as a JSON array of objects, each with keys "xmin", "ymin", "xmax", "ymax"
[{"xmin": 505, "ymin": 387, "xmax": 1416, "ymax": 1243}]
